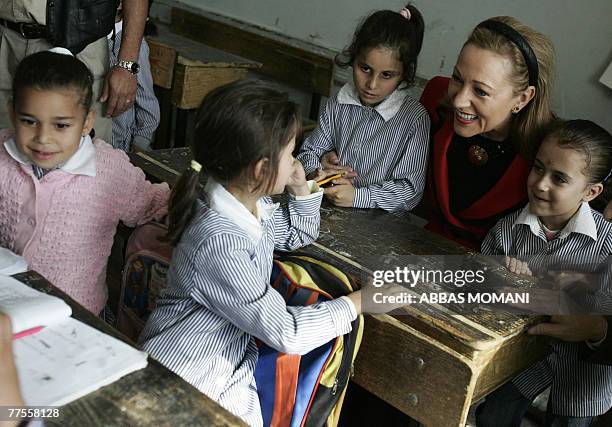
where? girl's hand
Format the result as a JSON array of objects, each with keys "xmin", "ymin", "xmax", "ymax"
[
  {"xmin": 528, "ymin": 315, "xmax": 608, "ymax": 343},
  {"xmin": 323, "ymin": 178, "xmax": 355, "ymax": 207},
  {"xmin": 286, "ymin": 159, "xmax": 310, "ymax": 197},
  {"xmin": 321, "ymin": 151, "xmax": 357, "ymax": 179},
  {"xmin": 505, "ymin": 256, "xmax": 533, "ymax": 276},
  {"xmin": 321, "ymin": 151, "xmax": 340, "ymax": 169},
  {"xmin": 546, "ymin": 271, "xmax": 594, "ymax": 291},
  {"xmin": 0, "ymin": 313, "xmax": 24, "ymax": 413},
  {"xmin": 347, "ymin": 283, "xmax": 411, "ymax": 315},
  {"xmin": 604, "ymin": 200, "xmax": 612, "ymax": 221}
]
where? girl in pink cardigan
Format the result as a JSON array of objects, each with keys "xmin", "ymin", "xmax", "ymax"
[{"xmin": 0, "ymin": 49, "xmax": 170, "ymax": 315}]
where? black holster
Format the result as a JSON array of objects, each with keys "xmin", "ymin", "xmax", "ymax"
[{"xmin": 46, "ymin": 0, "xmax": 118, "ymax": 54}]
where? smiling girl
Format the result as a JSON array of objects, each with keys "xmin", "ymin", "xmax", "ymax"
[
  {"xmin": 297, "ymin": 4, "xmax": 430, "ymax": 213},
  {"xmin": 479, "ymin": 119, "xmax": 612, "ymax": 426},
  {"xmin": 0, "ymin": 49, "xmax": 169, "ymax": 315}
]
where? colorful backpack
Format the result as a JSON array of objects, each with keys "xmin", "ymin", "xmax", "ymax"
[
  {"xmin": 116, "ymin": 222, "xmax": 172, "ymax": 342},
  {"xmin": 116, "ymin": 225, "xmax": 364, "ymax": 426},
  {"xmin": 255, "ymin": 253, "xmax": 364, "ymax": 427}
]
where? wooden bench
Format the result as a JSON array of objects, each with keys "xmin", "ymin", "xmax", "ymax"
[
  {"xmin": 129, "ymin": 148, "xmax": 551, "ymax": 427},
  {"xmin": 169, "ymin": 6, "xmax": 337, "ymax": 127},
  {"xmin": 146, "ymin": 23, "xmax": 261, "ymax": 148}
]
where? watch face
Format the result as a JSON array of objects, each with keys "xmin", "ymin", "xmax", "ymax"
[{"xmin": 130, "ymin": 63, "xmax": 140, "ymax": 74}]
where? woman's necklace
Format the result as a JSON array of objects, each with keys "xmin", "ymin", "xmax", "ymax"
[{"xmin": 467, "ymin": 140, "xmax": 506, "ymax": 166}]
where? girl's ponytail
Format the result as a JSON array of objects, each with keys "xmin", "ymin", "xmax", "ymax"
[{"xmin": 165, "ymin": 161, "xmax": 202, "ymax": 246}]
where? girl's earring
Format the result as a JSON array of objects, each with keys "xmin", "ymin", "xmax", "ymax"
[{"xmin": 512, "ymin": 106, "xmax": 521, "ymax": 114}]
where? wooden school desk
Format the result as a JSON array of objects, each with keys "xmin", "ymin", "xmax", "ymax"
[
  {"xmin": 146, "ymin": 22, "xmax": 261, "ymax": 148},
  {"xmin": 12, "ymin": 271, "xmax": 246, "ymax": 427},
  {"xmin": 129, "ymin": 149, "xmax": 549, "ymax": 427}
]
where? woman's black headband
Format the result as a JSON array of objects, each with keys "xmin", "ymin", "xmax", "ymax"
[{"xmin": 476, "ymin": 20, "xmax": 539, "ymax": 88}]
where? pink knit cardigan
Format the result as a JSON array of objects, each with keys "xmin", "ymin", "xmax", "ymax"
[{"xmin": 0, "ymin": 129, "xmax": 170, "ymax": 314}]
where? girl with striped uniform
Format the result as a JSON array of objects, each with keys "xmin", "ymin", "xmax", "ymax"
[
  {"xmin": 140, "ymin": 80, "xmax": 402, "ymax": 427},
  {"xmin": 297, "ymin": 4, "xmax": 430, "ymax": 214},
  {"xmin": 478, "ymin": 119, "xmax": 612, "ymax": 426}
]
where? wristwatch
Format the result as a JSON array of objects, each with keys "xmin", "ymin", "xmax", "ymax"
[{"xmin": 115, "ymin": 60, "xmax": 140, "ymax": 75}]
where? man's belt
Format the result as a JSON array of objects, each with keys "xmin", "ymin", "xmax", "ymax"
[{"xmin": 0, "ymin": 18, "xmax": 47, "ymax": 39}]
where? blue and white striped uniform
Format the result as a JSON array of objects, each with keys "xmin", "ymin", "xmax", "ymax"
[
  {"xmin": 107, "ymin": 24, "xmax": 160, "ymax": 151},
  {"xmin": 140, "ymin": 178, "xmax": 356, "ymax": 427},
  {"xmin": 482, "ymin": 202, "xmax": 612, "ymax": 417},
  {"xmin": 297, "ymin": 81, "xmax": 430, "ymax": 213}
]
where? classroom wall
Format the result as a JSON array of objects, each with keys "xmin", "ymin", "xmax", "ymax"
[{"xmin": 156, "ymin": 0, "xmax": 612, "ymax": 132}]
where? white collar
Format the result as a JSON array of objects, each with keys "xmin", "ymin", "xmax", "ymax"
[
  {"xmin": 205, "ymin": 177, "xmax": 279, "ymax": 244},
  {"xmin": 336, "ymin": 80, "xmax": 409, "ymax": 122},
  {"xmin": 107, "ymin": 21, "xmax": 123, "ymax": 39},
  {"xmin": 513, "ymin": 201, "xmax": 597, "ymax": 241},
  {"xmin": 4, "ymin": 135, "xmax": 97, "ymax": 177}
]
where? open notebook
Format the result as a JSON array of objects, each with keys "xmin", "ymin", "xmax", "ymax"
[{"xmin": 0, "ymin": 275, "xmax": 148, "ymax": 407}]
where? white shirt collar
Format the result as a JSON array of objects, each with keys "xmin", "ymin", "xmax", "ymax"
[
  {"xmin": 107, "ymin": 21, "xmax": 123, "ymax": 39},
  {"xmin": 205, "ymin": 177, "xmax": 279, "ymax": 244},
  {"xmin": 4, "ymin": 135, "xmax": 97, "ymax": 177},
  {"xmin": 336, "ymin": 80, "xmax": 409, "ymax": 122},
  {"xmin": 513, "ymin": 201, "xmax": 597, "ymax": 241}
]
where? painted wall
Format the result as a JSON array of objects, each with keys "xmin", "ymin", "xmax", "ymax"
[{"xmin": 156, "ymin": 0, "xmax": 612, "ymax": 131}]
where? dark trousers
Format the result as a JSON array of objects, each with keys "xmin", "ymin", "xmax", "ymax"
[{"xmin": 476, "ymin": 382, "xmax": 594, "ymax": 427}]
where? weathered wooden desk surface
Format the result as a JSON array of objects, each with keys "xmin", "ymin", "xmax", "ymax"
[
  {"xmin": 13, "ymin": 271, "xmax": 246, "ymax": 427},
  {"xmin": 130, "ymin": 149, "xmax": 549, "ymax": 427}
]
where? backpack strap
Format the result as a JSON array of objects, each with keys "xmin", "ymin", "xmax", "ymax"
[{"xmin": 270, "ymin": 354, "xmax": 301, "ymax": 427}]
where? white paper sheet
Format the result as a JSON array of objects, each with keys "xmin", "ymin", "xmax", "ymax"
[
  {"xmin": 0, "ymin": 247, "xmax": 28, "ymax": 275},
  {"xmin": 14, "ymin": 317, "xmax": 148, "ymax": 406},
  {"xmin": 0, "ymin": 275, "xmax": 72, "ymax": 333}
]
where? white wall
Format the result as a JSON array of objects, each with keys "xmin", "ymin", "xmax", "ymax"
[{"xmin": 157, "ymin": 0, "xmax": 612, "ymax": 132}]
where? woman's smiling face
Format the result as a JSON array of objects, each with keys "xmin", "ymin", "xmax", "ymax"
[{"xmin": 448, "ymin": 43, "xmax": 532, "ymax": 141}]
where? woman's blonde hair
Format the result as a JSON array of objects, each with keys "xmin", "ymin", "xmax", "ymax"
[{"xmin": 465, "ymin": 16, "xmax": 555, "ymax": 157}]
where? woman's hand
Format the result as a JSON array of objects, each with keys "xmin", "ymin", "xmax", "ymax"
[
  {"xmin": 528, "ymin": 315, "xmax": 607, "ymax": 343},
  {"xmin": 323, "ymin": 178, "xmax": 355, "ymax": 207},
  {"xmin": 285, "ymin": 159, "xmax": 310, "ymax": 197}
]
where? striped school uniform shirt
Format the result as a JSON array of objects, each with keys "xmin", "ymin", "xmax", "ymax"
[
  {"xmin": 297, "ymin": 81, "xmax": 430, "ymax": 213},
  {"xmin": 140, "ymin": 178, "xmax": 356, "ymax": 427},
  {"xmin": 482, "ymin": 202, "xmax": 612, "ymax": 416},
  {"xmin": 107, "ymin": 23, "xmax": 160, "ymax": 151}
]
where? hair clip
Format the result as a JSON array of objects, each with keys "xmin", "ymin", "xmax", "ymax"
[
  {"xmin": 190, "ymin": 160, "xmax": 202, "ymax": 173},
  {"xmin": 399, "ymin": 7, "xmax": 411, "ymax": 20},
  {"xmin": 603, "ymin": 169, "xmax": 612, "ymax": 183},
  {"xmin": 48, "ymin": 47, "xmax": 74, "ymax": 57}
]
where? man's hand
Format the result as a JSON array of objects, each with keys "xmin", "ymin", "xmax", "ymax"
[
  {"xmin": 101, "ymin": 0, "xmax": 148, "ymax": 117},
  {"xmin": 100, "ymin": 67, "xmax": 137, "ymax": 117}
]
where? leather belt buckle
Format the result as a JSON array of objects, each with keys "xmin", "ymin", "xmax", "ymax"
[{"xmin": 18, "ymin": 22, "xmax": 27, "ymax": 38}]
